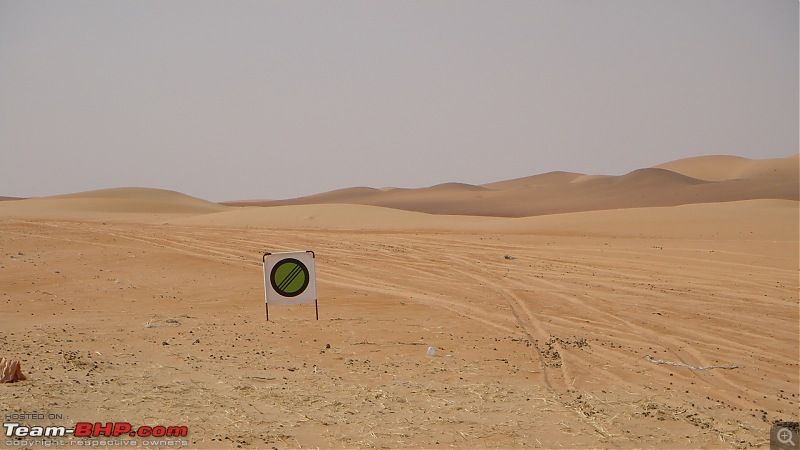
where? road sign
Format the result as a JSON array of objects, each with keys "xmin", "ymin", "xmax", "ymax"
[{"xmin": 262, "ymin": 251, "xmax": 318, "ymax": 320}]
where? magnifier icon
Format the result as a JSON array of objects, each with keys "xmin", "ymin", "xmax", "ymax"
[{"xmin": 778, "ymin": 427, "xmax": 796, "ymax": 446}]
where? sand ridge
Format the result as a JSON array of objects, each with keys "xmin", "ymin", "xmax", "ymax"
[
  {"xmin": 0, "ymin": 187, "xmax": 227, "ymax": 221},
  {"xmin": 223, "ymin": 154, "xmax": 799, "ymax": 217},
  {"xmin": 654, "ymin": 154, "xmax": 799, "ymax": 181}
]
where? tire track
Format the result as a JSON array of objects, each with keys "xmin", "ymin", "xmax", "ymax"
[{"xmin": 491, "ymin": 256, "xmax": 786, "ymax": 412}]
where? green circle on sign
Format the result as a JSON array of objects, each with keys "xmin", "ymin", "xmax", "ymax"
[{"xmin": 270, "ymin": 258, "xmax": 309, "ymax": 297}]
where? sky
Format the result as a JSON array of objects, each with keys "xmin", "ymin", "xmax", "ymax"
[{"xmin": 1, "ymin": 1, "xmax": 797, "ymax": 202}]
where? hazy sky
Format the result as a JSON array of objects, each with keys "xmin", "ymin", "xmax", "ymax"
[{"xmin": 1, "ymin": 1, "xmax": 797, "ymax": 201}]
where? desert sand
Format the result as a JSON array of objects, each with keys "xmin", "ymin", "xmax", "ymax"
[{"xmin": 0, "ymin": 155, "xmax": 798, "ymax": 449}]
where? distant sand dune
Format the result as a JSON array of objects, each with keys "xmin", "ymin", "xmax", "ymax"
[
  {"xmin": 655, "ymin": 154, "xmax": 799, "ymax": 181},
  {"xmin": 170, "ymin": 199, "xmax": 798, "ymax": 242},
  {"xmin": 224, "ymin": 154, "xmax": 798, "ymax": 217},
  {"xmin": 0, "ymin": 187, "xmax": 226, "ymax": 220},
  {"xmin": 1, "ymin": 154, "xmax": 797, "ymax": 220},
  {"xmin": 480, "ymin": 171, "xmax": 584, "ymax": 190}
]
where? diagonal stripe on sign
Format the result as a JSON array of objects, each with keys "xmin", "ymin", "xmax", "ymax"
[
  {"xmin": 277, "ymin": 265, "xmax": 301, "ymax": 291},
  {"xmin": 278, "ymin": 265, "xmax": 303, "ymax": 291},
  {"xmin": 280, "ymin": 266, "xmax": 304, "ymax": 292}
]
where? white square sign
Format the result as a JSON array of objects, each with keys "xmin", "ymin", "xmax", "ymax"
[{"xmin": 263, "ymin": 251, "xmax": 317, "ymax": 306}]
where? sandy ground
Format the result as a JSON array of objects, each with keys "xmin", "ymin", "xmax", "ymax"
[
  {"xmin": 0, "ymin": 194, "xmax": 797, "ymax": 449},
  {"xmin": 1, "ymin": 155, "xmax": 798, "ymax": 448}
]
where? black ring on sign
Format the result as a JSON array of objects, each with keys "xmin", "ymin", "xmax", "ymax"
[{"xmin": 269, "ymin": 258, "xmax": 310, "ymax": 297}]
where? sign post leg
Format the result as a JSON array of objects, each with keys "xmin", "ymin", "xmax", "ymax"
[
  {"xmin": 265, "ymin": 303, "xmax": 269, "ymax": 321},
  {"xmin": 315, "ymin": 299, "xmax": 319, "ymax": 320}
]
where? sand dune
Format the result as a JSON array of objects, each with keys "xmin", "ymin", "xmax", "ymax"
[
  {"xmin": 225, "ymin": 154, "xmax": 798, "ymax": 217},
  {"xmin": 0, "ymin": 187, "xmax": 227, "ymax": 220},
  {"xmin": 655, "ymin": 153, "xmax": 799, "ymax": 181},
  {"xmin": 174, "ymin": 199, "xmax": 798, "ymax": 240},
  {"xmin": 606, "ymin": 167, "xmax": 706, "ymax": 185},
  {"xmin": 653, "ymin": 155, "xmax": 754, "ymax": 181},
  {"xmin": 3, "ymin": 185, "xmax": 795, "ymax": 240},
  {"xmin": 480, "ymin": 170, "xmax": 584, "ymax": 190},
  {"xmin": 0, "ymin": 154, "xmax": 795, "ymax": 224}
]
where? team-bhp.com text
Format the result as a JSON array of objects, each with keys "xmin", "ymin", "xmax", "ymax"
[{"xmin": 4, "ymin": 422, "xmax": 188, "ymax": 447}]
